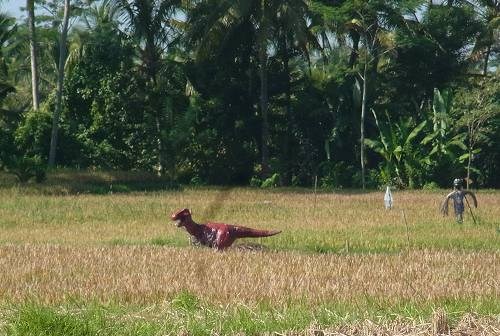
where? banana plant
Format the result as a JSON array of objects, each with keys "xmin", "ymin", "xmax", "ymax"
[
  {"xmin": 421, "ymin": 88, "xmax": 467, "ymax": 165},
  {"xmin": 365, "ymin": 108, "xmax": 427, "ymax": 187}
]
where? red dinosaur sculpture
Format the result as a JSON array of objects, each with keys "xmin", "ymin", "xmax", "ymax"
[{"xmin": 171, "ymin": 208, "xmax": 281, "ymax": 250}]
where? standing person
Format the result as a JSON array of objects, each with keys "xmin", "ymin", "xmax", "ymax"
[{"xmin": 441, "ymin": 178, "xmax": 478, "ymax": 223}]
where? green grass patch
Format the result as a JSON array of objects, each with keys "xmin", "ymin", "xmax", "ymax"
[{"xmin": 2, "ymin": 296, "xmax": 499, "ymax": 336}]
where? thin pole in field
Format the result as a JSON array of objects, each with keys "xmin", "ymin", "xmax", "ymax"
[
  {"xmin": 402, "ymin": 209, "xmax": 411, "ymax": 251},
  {"xmin": 464, "ymin": 195, "xmax": 477, "ymax": 225}
]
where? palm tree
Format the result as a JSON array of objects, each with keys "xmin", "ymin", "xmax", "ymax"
[
  {"xmin": 186, "ymin": 0, "xmax": 313, "ymax": 178},
  {"xmin": 64, "ymin": 0, "xmax": 122, "ymax": 71},
  {"xmin": 470, "ymin": 0, "xmax": 499, "ymax": 75},
  {"xmin": 83, "ymin": 0, "xmax": 122, "ymax": 30},
  {"xmin": 351, "ymin": 15, "xmax": 384, "ymax": 190},
  {"xmin": 273, "ymin": 0, "xmax": 316, "ymax": 183},
  {"xmin": 27, "ymin": 0, "xmax": 40, "ymax": 111},
  {"xmin": 0, "ymin": 12, "xmax": 16, "ymax": 101},
  {"xmin": 312, "ymin": 0, "xmax": 420, "ymax": 188},
  {"xmin": 0, "ymin": 11, "xmax": 18, "ymax": 168},
  {"xmin": 114, "ymin": 0, "xmax": 181, "ymax": 175},
  {"xmin": 48, "ymin": 0, "xmax": 70, "ymax": 167}
]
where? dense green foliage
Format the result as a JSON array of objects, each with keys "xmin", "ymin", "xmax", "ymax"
[{"xmin": 0, "ymin": 0, "xmax": 498, "ymax": 188}]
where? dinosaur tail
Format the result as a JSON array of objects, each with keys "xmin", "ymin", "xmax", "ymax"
[{"xmin": 233, "ymin": 226, "xmax": 281, "ymax": 239}]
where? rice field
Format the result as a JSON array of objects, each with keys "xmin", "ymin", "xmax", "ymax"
[
  {"xmin": 0, "ymin": 244, "xmax": 498, "ymax": 306},
  {"xmin": 0, "ymin": 171, "xmax": 499, "ymax": 335}
]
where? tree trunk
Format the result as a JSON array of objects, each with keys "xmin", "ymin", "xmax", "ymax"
[
  {"xmin": 146, "ymin": 83, "xmax": 164, "ymax": 177},
  {"xmin": 259, "ymin": 41, "xmax": 270, "ymax": 178},
  {"xmin": 321, "ymin": 31, "xmax": 330, "ymax": 68},
  {"xmin": 27, "ymin": 0, "xmax": 39, "ymax": 111},
  {"xmin": 483, "ymin": 44, "xmax": 491, "ymax": 76},
  {"xmin": 155, "ymin": 110, "xmax": 163, "ymax": 176},
  {"xmin": 466, "ymin": 125, "xmax": 474, "ymax": 189},
  {"xmin": 149, "ymin": 80, "xmax": 164, "ymax": 176},
  {"xmin": 466, "ymin": 146, "xmax": 472, "ymax": 189},
  {"xmin": 48, "ymin": 0, "xmax": 70, "ymax": 167},
  {"xmin": 282, "ymin": 37, "xmax": 292, "ymax": 186},
  {"xmin": 145, "ymin": 42, "xmax": 164, "ymax": 176},
  {"xmin": 348, "ymin": 31, "xmax": 360, "ymax": 69},
  {"xmin": 258, "ymin": 0, "xmax": 270, "ymax": 178},
  {"xmin": 360, "ymin": 60, "xmax": 368, "ymax": 190}
]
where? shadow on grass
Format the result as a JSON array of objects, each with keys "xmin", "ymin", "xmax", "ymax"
[
  {"xmin": 260, "ymin": 186, "xmax": 382, "ymax": 195},
  {"xmin": 201, "ymin": 187, "xmax": 233, "ymax": 220},
  {"xmin": 0, "ymin": 169, "xmax": 180, "ymax": 195},
  {"xmin": 0, "ymin": 169, "xmax": 391, "ymax": 197}
]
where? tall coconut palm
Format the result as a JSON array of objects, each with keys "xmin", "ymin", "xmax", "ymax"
[
  {"xmin": 470, "ymin": 0, "xmax": 499, "ymax": 75},
  {"xmin": 0, "ymin": 12, "xmax": 18, "ymax": 168},
  {"xmin": 273, "ymin": 0, "xmax": 317, "ymax": 183},
  {"xmin": 312, "ymin": 0, "xmax": 420, "ymax": 188},
  {"xmin": 188, "ymin": 0, "xmax": 273, "ymax": 177},
  {"xmin": 83, "ymin": 0, "xmax": 122, "ymax": 30},
  {"xmin": 48, "ymin": 0, "xmax": 70, "ymax": 167},
  {"xmin": 27, "ymin": 0, "xmax": 40, "ymax": 111},
  {"xmin": 186, "ymin": 0, "xmax": 313, "ymax": 178},
  {"xmin": 0, "ymin": 12, "xmax": 16, "ymax": 101},
  {"xmin": 114, "ymin": 0, "xmax": 181, "ymax": 175}
]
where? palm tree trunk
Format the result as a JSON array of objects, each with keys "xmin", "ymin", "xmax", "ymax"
[
  {"xmin": 27, "ymin": 0, "xmax": 39, "ymax": 111},
  {"xmin": 321, "ymin": 32, "xmax": 329, "ymax": 68},
  {"xmin": 348, "ymin": 31, "xmax": 360, "ymax": 68},
  {"xmin": 466, "ymin": 126, "xmax": 474, "ymax": 189},
  {"xmin": 48, "ymin": 0, "xmax": 70, "ymax": 167},
  {"xmin": 152, "ymin": 77, "xmax": 164, "ymax": 177},
  {"xmin": 282, "ymin": 37, "xmax": 292, "ymax": 185},
  {"xmin": 466, "ymin": 147, "xmax": 472, "ymax": 189},
  {"xmin": 155, "ymin": 112, "xmax": 163, "ymax": 176},
  {"xmin": 483, "ymin": 44, "xmax": 491, "ymax": 76},
  {"xmin": 360, "ymin": 60, "xmax": 368, "ymax": 190},
  {"xmin": 259, "ymin": 41, "xmax": 270, "ymax": 178}
]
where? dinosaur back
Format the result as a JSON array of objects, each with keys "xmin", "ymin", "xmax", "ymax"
[
  {"xmin": 204, "ymin": 222, "xmax": 281, "ymax": 240},
  {"xmin": 231, "ymin": 225, "xmax": 281, "ymax": 238}
]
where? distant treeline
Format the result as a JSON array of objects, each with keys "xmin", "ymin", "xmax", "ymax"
[{"xmin": 0, "ymin": 0, "xmax": 499, "ymax": 188}]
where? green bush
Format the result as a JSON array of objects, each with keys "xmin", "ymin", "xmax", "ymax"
[
  {"xmin": 261, "ymin": 173, "xmax": 280, "ymax": 188},
  {"xmin": 250, "ymin": 176, "xmax": 262, "ymax": 187},
  {"xmin": 422, "ymin": 181, "xmax": 440, "ymax": 190},
  {"xmin": 14, "ymin": 107, "xmax": 52, "ymax": 161},
  {"xmin": 318, "ymin": 161, "xmax": 355, "ymax": 189},
  {"xmin": 6, "ymin": 155, "xmax": 47, "ymax": 183}
]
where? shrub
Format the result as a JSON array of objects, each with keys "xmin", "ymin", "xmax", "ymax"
[
  {"xmin": 261, "ymin": 173, "xmax": 280, "ymax": 188},
  {"xmin": 250, "ymin": 176, "xmax": 262, "ymax": 187},
  {"xmin": 318, "ymin": 161, "xmax": 355, "ymax": 189},
  {"xmin": 6, "ymin": 155, "xmax": 47, "ymax": 183},
  {"xmin": 423, "ymin": 181, "xmax": 440, "ymax": 190}
]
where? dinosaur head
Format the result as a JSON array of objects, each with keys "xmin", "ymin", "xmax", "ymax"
[{"xmin": 171, "ymin": 208, "xmax": 192, "ymax": 227}]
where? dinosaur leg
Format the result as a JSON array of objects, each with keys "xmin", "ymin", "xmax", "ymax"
[{"xmin": 190, "ymin": 236, "xmax": 201, "ymax": 246}]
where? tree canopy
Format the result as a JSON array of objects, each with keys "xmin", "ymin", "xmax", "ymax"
[{"xmin": 0, "ymin": 0, "xmax": 499, "ymax": 188}]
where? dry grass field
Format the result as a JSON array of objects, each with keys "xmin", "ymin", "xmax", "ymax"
[
  {"xmin": 0, "ymin": 171, "xmax": 499, "ymax": 335},
  {"xmin": 0, "ymin": 245, "xmax": 498, "ymax": 306}
]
